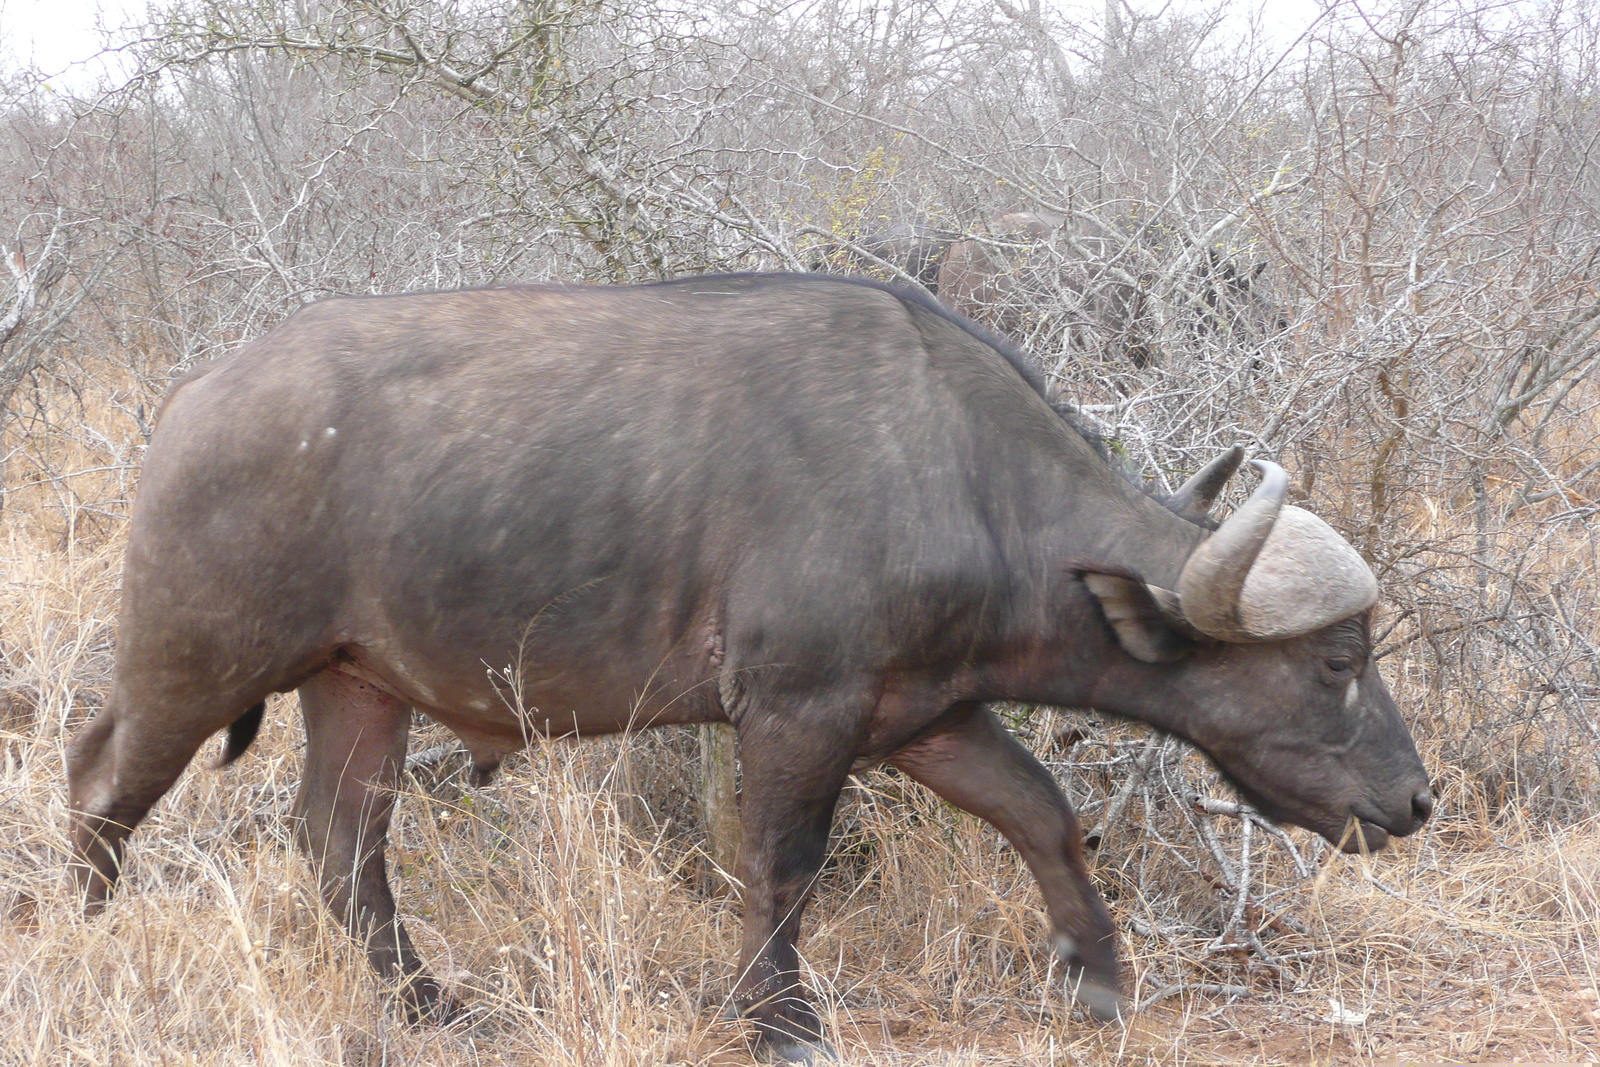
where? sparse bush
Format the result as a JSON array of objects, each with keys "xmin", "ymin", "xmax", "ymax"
[{"xmin": 1, "ymin": 0, "xmax": 1598, "ymax": 1062}]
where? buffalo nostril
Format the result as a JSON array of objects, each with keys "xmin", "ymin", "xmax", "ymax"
[{"xmin": 1411, "ymin": 789, "xmax": 1435, "ymax": 826}]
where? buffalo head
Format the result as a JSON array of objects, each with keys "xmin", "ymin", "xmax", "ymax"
[{"xmin": 1085, "ymin": 448, "xmax": 1432, "ymax": 853}]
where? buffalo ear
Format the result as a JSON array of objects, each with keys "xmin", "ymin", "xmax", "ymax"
[{"xmin": 1082, "ymin": 572, "xmax": 1195, "ymax": 664}]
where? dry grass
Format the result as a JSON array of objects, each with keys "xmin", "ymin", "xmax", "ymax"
[{"xmin": 0, "ymin": 388, "xmax": 1597, "ymax": 1066}]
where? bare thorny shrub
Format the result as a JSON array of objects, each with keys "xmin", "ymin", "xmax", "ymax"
[{"xmin": 1, "ymin": 0, "xmax": 1599, "ymax": 1060}]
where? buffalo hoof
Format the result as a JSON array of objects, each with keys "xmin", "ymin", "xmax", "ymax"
[
  {"xmin": 758, "ymin": 1038, "xmax": 839, "ymax": 1064},
  {"xmin": 1053, "ymin": 934, "xmax": 1123, "ymax": 1023},
  {"xmin": 728, "ymin": 997, "xmax": 837, "ymax": 1061},
  {"xmin": 1064, "ymin": 973, "xmax": 1125, "ymax": 1022},
  {"xmin": 396, "ymin": 974, "xmax": 467, "ymax": 1028}
]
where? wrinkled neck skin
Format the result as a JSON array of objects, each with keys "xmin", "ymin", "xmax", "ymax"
[
  {"xmin": 975, "ymin": 447, "xmax": 1207, "ymax": 728},
  {"xmin": 983, "ymin": 584, "xmax": 1196, "ymax": 734}
]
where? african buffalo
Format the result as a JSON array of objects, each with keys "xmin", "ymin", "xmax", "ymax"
[
  {"xmin": 1194, "ymin": 247, "xmax": 1289, "ymax": 340},
  {"xmin": 811, "ymin": 220, "xmax": 957, "ymax": 291},
  {"xmin": 68, "ymin": 274, "xmax": 1430, "ymax": 1063},
  {"xmin": 937, "ymin": 212, "xmax": 1155, "ymax": 365},
  {"xmin": 938, "ymin": 215, "xmax": 1284, "ymax": 366}
]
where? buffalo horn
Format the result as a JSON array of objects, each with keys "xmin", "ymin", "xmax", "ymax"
[
  {"xmin": 1175, "ymin": 460, "xmax": 1379, "ymax": 641},
  {"xmin": 1174, "ymin": 460, "xmax": 1286, "ymax": 639},
  {"xmin": 1168, "ymin": 445, "xmax": 1245, "ymax": 517}
]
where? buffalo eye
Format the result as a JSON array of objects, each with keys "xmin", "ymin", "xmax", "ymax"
[{"xmin": 1325, "ymin": 656, "xmax": 1356, "ymax": 677}]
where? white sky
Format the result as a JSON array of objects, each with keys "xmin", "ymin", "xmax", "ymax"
[{"xmin": 0, "ymin": 0, "xmax": 142, "ymax": 90}]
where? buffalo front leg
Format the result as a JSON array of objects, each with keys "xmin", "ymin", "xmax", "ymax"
[
  {"xmin": 730, "ymin": 719, "xmax": 855, "ymax": 1063},
  {"xmin": 293, "ymin": 668, "xmax": 458, "ymax": 1024},
  {"xmin": 888, "ymin": 703, "xmax": 1122, "ymax": 1020}
]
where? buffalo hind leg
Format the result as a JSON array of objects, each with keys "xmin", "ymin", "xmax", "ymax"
[
  {"xmin": 293, "ymin": 668, "xmax": 459, "ymax": 1024},
  {"xmin": 731, "ymin": 717, "xmax": 856, "ymax": 1063},
  {"xmin": 67, "ymin": 692, "xmax": 234, "ymax": 909},
  {"xmin": 889, "ymin": 703, "xmax": 1122, "ymax": 1020}
]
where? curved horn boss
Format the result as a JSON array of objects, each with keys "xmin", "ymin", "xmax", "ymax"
[{"xmin": 1171, "ymin": 459, "xmax": 1378, "ymax": 641}]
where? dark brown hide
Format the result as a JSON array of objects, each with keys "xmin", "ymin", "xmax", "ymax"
[{"xmin": 67, "ymin": 274, "xmax": 1427, "ymax": 1063}]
